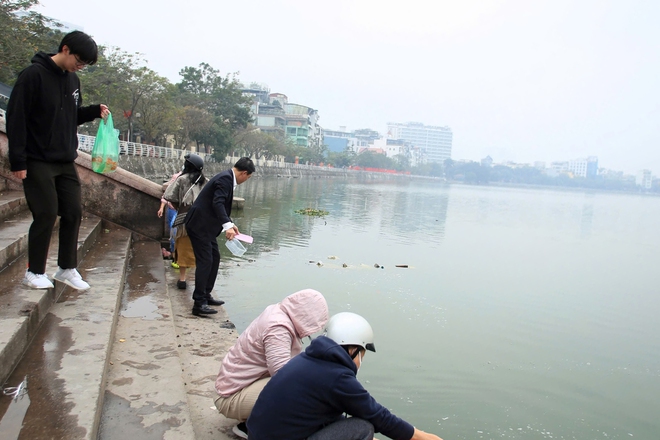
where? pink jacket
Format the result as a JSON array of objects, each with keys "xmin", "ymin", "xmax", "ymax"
[{"xmin": 215, "ymin": 289, "xmax": 329, "ymax": 396}]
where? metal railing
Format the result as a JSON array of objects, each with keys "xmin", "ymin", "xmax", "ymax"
[
  {"xmin": 76, "ymin": 134, "xmax": 351, "ymax": 173},
  {"xmin": 77, "ymin": 134, "xmax": 212, "ymax": 161}
]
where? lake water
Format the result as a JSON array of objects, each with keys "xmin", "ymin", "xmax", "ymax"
[{"xmin": 216, "ymin": 176, "xmax": 660, "ymax": 440}]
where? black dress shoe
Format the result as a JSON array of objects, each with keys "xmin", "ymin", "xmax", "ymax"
[
  {"xmin": 192, "ymin": 305, "xmax": 218, "ymax": 316},
  {"xmin": 177, "ymin": 280, "xmax": 187, "ymax": 289},
  {"xmin": 206, "ymin": 298, "xmax": 225, "ymax": 306}
]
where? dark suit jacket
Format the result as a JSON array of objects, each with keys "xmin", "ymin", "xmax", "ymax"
[{"xmin": 184, "ymin": 169, "xmax": 234, "ymax": 238}]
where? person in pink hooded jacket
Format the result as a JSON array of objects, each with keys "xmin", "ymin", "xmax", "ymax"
[{"xmin": 214, "ymin": 288, "xmax": 329, "ymax": 438}]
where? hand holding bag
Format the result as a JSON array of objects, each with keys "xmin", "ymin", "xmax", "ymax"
[{"xmin": 91, "ymin": 113, "xmax": 120, "ymax": 174}]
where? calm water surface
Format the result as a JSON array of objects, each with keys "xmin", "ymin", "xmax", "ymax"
[{"xmin": 215, "ymin": 177, "xmax": 659, "ymax": 440}]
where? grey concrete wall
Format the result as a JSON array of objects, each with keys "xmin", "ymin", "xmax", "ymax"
[{"xmin": 0, "ymin": 132, "xmax": 165, "ymax": 241}]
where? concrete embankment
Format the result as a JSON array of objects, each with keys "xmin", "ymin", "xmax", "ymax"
[{"xmin": 117, "ymin": 155, "xmax": 419, "ymax": 183}]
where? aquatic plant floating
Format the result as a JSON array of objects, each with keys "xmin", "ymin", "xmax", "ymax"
[{"xmin": 295, "ymin": 208, "xmax": 329, "ymax": 217}]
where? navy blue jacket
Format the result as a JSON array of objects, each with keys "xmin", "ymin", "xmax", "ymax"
[
  {"xmin": 247, "ymin": 336, "xmax": 415, "ymax": 440},
  {"xmin": 184, "ymin": 169, "xmax": 233, "ymax": 238},
  {"xmin": 7, "ymin": 52, "xmax": 101, "ymax": 171}
]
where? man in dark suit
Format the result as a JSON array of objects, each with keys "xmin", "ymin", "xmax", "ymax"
[{"xmin": 185, "ymin": 157, "xmax": 255, "ymax": 316}]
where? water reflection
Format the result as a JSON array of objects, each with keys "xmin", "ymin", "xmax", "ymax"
[
  {"xmin": 221, "ymin": 179, "xmax": 660, "ymax": 440},
  {"xmin": 0, "ymin": 377, "xmax": 30, "ymax": 440}
]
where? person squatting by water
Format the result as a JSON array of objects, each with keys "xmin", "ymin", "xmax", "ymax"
[
  {"xmin": 162, "ymin": 154, "xmax": 207, "ymax": 290},
  {"xmin": 247, "ymin": 312, "xmax": 444, "ymax": 440},
  {"xmin": 184, "ymin": 157, "xmax": 255, "ymax": 316},
  {"xmin": 214, "ymin": 289, "xmax": 329, "ymax": 438},
  {"xmin": 6, "ymin": 30, "xmax": 110, "ymax": 291}
]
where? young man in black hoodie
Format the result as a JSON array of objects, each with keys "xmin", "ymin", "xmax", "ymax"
[{"xmin": 7, "ymin": 31, "xmax": 110, "ymax": 290}]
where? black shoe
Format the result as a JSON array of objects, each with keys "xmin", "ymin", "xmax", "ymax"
[
  {"xmin": 177, "ymin": 280, "xmax": 187, "ymax": 289},
  {"xmin": 206, "ymin": 298, "xmax": 225, "ymax": 306},
  {"xmin": 192, "ymin": 305, "xmax": 218, "ymax": 316}
]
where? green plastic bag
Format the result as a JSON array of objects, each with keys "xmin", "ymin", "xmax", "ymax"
[{"xmin": 91, "ymin": 113, "xmax": 120, "ymax": 174}]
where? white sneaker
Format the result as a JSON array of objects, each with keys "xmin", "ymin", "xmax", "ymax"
[
  {"xmin": 231, "ymin": 423, "xmax": 248, "ymax": 439},
  {"xmin": 53, "ymin": 268, "xmax": 90, "ymax": 291},
  {"xmin": 23, "ymin": 270, "xmax": 54, "ymax": 289}
]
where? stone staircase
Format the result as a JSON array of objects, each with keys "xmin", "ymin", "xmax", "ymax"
[{"xmin": 0, "ymin": 184, "xmax": 241, "ymax": 439}]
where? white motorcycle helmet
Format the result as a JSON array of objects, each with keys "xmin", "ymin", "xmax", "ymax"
[{"xmin": 324, "ymin": 312, "xmax": 376, "ymax": 353}]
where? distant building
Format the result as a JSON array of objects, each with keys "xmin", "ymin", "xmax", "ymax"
[
  {"xmin": 241, "ymin": 85, "xmax": 322, "ymax": 148},
  {"xmin": 322, "ymin": 128, "xmax": 359, "ymax": 153},
  {"xmin": 568, "ymin": 157, "xmax": 599, "ymax": 178},
  {"xmin": 481, "ymin": 156, "xmax": 493, "ymax": 167},
  {"xmin": 387, "ymin": 122, "xmax": 452, "ymax": 164},
  {"xmin": 636, "ymin": 170, "xmax": 653, "ymax": 189},
  {"xmin": 534, "ymin": 161, "xmax": 546, "ymax": 170}
]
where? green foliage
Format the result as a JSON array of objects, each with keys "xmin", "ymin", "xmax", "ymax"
[
  {"xmin": 0, "ymin": 0, "xmax": 63, "ymax": 84},
  {"xmin": 176, "ymin": 63, "xmax": 253, "ymax": 158},
  {"xmin": 78, "ymin": 47, "xmax": 171, "ymax": 140},
  {"xmin": 355, "ymin": 150, "xmax": 396, "ymax": 169},
  {"xmin": 326, "ymin": 147, "xmax": 356, "ymax": 168},
  {"xmin": 295, "ymin": 208, "xmax": 329, "ymax": 217}
]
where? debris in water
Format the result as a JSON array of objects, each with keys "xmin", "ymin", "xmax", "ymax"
[
  {"xmin": 342, "ymin": 263, "xmax": 348, "ymax": 268},
  {"xmin": 316, "ymin": 261, "xmax": 323, "ymax": 267},
  {"xmin": 295, "ymin": 208, "xmax": 329, "ymax": 217},
  {"xmin": 374, "ymin": 264, "xmax": 380, "ymax": 268},
  {"xmin": 395, "ymin": 265, "xmax": 408, "ymax": 268},
  {"xmin": 327, "ymin": 256, "xmax": 338, "ymax": 260}
]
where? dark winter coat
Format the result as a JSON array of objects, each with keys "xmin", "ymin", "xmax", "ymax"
[{"xmin": 247, "ymin": 336, "xmax": 415, "ymax": 440}]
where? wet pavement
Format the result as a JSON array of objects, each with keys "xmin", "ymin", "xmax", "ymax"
[{"xmin": 0, "ymin": 226, "xmax": 132, "ymax": 440}]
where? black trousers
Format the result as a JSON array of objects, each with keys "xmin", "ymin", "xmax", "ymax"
[
  {"xmin": 22, "ymin": 160, "xmax": 82, "ymax": 274},
  {"xmin": 187, "ymin": 227, "xmax": 220, "ymax": 305}
]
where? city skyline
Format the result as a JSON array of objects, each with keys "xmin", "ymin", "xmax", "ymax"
[{"xmin": 37, "ymin": 0, "xmax": 660, "ymax": 175}]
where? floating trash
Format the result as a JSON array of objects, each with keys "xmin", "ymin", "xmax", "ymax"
[
  {"xmin": 295, "ymin": 208, "xmax": 329, "ymax": 217},
  {"xmin": 3, "ymin": 378, "xmax": 28, "ymax": 401}
]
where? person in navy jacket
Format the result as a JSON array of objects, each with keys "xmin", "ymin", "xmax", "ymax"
[
  {"xmin": 184, "ymin": 157, "xmax": 254, "ymax": 316},
  {"xmin": 247, "ymin": 312, "xmax": 444, "ymax": 440}
]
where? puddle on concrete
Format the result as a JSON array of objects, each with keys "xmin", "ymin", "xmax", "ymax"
[
  {"xmin": 120, "ymin": 296, "xmax": 162, "ymax": 320},
  {"xmin": 0, "ymin": 378, "xmax": 30, "ymax": 440}
]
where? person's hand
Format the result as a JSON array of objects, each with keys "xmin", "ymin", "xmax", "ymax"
[
  {"xmin": 12, "ymin": 170, "xmax": 27, "ymax": 180},
  {"xmin": 225, "ymin": 228, "xmax": 237, "ymax": 240},
  {"xmin": 100, "ymin": 104, "xmax": 110, "ymax": 120},
  {"xmin": 410, "ymin": 428, "xmax": 443, "ymax": 440},
  {"xmin": 157, "ymin": 207, "xmax": 164, "ymax": 218}
]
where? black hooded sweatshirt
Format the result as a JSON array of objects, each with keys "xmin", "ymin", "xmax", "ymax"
[{"xmin": 6, "ymin": 52, "xmax": 101, "ymax": 171}]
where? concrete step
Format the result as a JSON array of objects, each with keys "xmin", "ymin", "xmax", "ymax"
[
  {"xmin": 98, "ymin": 239, "xmax": 196, "ymax": 439},
  {"xmin": 0, "ymin": 214, "xmax": 103, "ymax": 386},
  {"xmin": 0, "ymin": 190, "xmax": 28, "ymax": 223},
  {"xmin": 163, "ymin": 259, "xmax": 240, "ymax": 439},
  {"xmin": 0, "ymin": 224, "xmax": 132, "ymax": 440}
]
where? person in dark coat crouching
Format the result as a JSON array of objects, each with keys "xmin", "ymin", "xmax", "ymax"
[{"xmin": 247, "ymin": 312, "xmax": 444, "ymax": 440}]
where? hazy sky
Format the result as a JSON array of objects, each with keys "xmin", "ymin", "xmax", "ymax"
[{"xmin": 37, "ymin": 0, "xmax": 659, "ymax": 174}]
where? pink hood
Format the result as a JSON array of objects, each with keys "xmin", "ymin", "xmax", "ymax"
[{"xmin": 215, "ymin": 289, "xmax": 329, "ymax": 396}]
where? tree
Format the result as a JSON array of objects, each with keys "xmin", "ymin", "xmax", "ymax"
[
  {"xmin": 177, "ymin": 63, "xmax": 253, "ymax": 158},
  {"xmin": 79, "ymin": 47, "xmax": 169, "ymax": 140},
  {"xmin": 326, "ymin": 147, "xmax": 356, "ymax": 168},
  {"xmin": 355, "ymin": 150, "xmax": 395, "ymax": 169},
  {"xmin": 136, "ymin": 83, "xmax": 180, "ymax": 145},
  {"xmin": 0, "ymin": 0, "xmax": 63, "ymax": 84}
]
